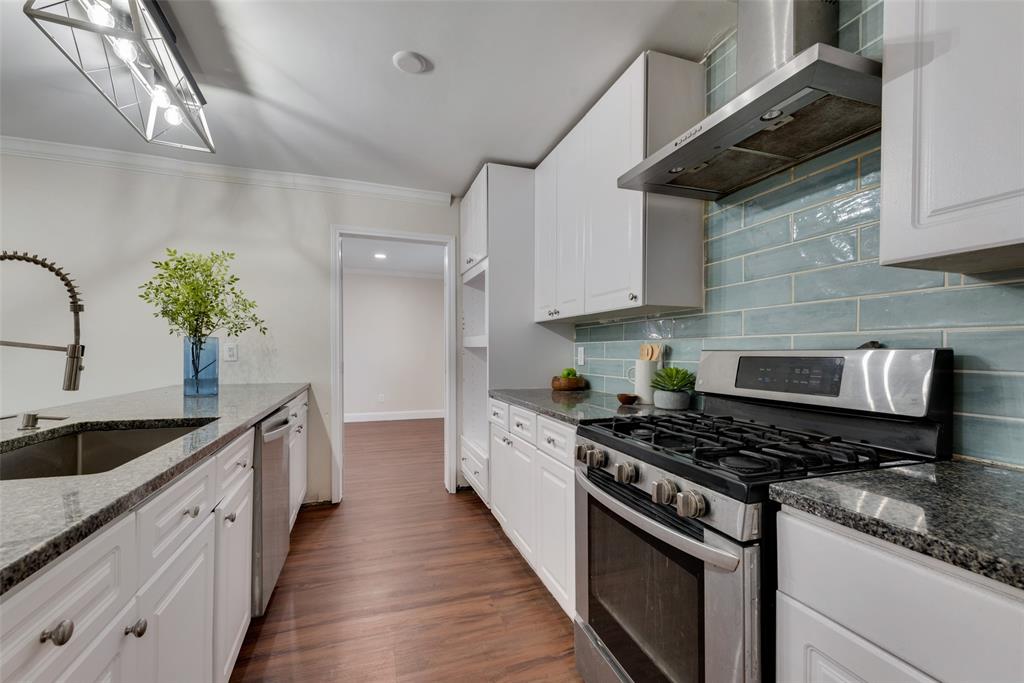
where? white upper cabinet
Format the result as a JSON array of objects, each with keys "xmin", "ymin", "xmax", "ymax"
[
  {"xmin": 533, "ymin": 51, "xmax": 705, "ymax": 322},
  {"xmin": 880, "ymin": 0, "xmax": 1024, "ymax": 272},
  {"xmin": 554, "ymin": 124, "xmax": 587, "ymax": 318},
  {"xmin": 585, "ymin": 56, "xmax": 645, "ymax": 313},
  {"xmin": 460, "ymin": 166, "xmax": 488, "ymax": 273},
  {"xmin": 533, "ymin": 151, "xmax": 558, "ymax": 321}
]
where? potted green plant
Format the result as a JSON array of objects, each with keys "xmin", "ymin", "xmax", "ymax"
[
  {"xmin": 650, "ymin": 366, "xmax": 696, "ymax": 410},
  {"xmin": 139, "ymin": 249, "xmax": 267, "ymax": 396}
]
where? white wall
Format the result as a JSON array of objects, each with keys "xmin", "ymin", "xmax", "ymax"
[
  {"xmin": 342, "ymin": 271, "xmax": 443, "ymax": 419},
  {"xmin": 0, "ymin": 142, "xmax": 457, "ymax": 503}
]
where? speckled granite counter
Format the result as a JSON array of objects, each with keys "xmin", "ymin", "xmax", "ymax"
[
  {"xmin": 770, "ymin": 461, "xmax": 1024, "ymax": 590},
  {"xmin": 0, "ymin": 383, "xmax": 308, "ymax": 596},
  {"xmin": 488, "ymin": 388, "xmax": 675, "ymax": 424}
]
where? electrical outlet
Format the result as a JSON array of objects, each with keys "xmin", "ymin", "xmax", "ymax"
[
  {"xmin": 576, "ymin": 345, "xmax": 585, "ymax": 366},
  {"xmin": 377, "ymin": 393, "xmax": 385, "ymax": 403},
  {"xmin": 224, "ymin": 342, "xmax": 238, "ymax": 362}
]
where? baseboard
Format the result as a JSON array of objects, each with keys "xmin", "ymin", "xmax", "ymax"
[{"xmin": 344, "ymin": 409, "xmax": 444, "ymax": 423}]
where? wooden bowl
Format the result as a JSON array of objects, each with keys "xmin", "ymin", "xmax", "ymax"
[
  {"xmin": 551, "ymin": 376, "xmax": 587, "ymax": 391},
  {"xmin": 616, "ymin": 393, "xmax": 639, "ymax": 405}
]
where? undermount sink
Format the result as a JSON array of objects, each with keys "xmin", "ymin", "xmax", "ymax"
[{"xmin": 0, "ymin": 419, "xmax": 215, "ymax": 481}]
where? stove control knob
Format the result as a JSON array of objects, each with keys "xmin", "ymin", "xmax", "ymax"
[
  {"xmin": 675, "ymin": 490, "xmax": 707, "ymax": 519},
  {"xmin": 614, "ymin": 462, "xmax": 638, "ymax": 484},
  {"xmin": 574, "ymin": 444, "xmax": 587, "ymax": 462},
  {"xmin": 651, "ymin": 479, "xmax": 679, "ymax": 505},
  {"xmin": 584, "ymin": 448, "xmax": 607, "ymax": 468}
]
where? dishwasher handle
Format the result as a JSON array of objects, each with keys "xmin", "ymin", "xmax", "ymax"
[{"xmin": 262, "ymin": 409, "xmax": 292, "ymax": 442}]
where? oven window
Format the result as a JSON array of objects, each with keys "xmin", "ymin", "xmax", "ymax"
[{"xmin": 588, "ymin": 497, "xmax": 705, "ymax": 682}]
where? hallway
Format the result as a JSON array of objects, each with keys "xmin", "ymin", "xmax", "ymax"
[{"xmin": 231, "ymin": 419, "xmax": 581, "ymax": 682}]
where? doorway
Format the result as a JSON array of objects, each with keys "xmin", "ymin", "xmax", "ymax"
[{"xmin": 329, "ymin": 226, "xmax": 458, "ymax": 503}]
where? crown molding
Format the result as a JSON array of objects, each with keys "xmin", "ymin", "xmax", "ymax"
[
  {"xmin": 343, "ymin": 267, "xmax": 442, "ymax": 280},
  {"xmin": 0, "ymin": 136, "xmax": 452, "ymax": 207}
]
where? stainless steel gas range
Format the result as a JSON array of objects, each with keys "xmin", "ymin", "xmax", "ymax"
[{"xmin": 572, "ymin": 348, "xmax": 953, "ymax": 683}]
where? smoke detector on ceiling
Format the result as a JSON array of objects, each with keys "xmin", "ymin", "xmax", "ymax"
[{"xmin": 392, "ymin": 51, "xmax": 431, "ymax": 75}]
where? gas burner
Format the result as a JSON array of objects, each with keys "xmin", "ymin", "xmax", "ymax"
[
  {"xmin": 718, "ymin": 454, "xmax": 772, "ymax": 474},
  {"xmin": 630, "ymin": 427, "xmax": 656, "ymax": 438}
]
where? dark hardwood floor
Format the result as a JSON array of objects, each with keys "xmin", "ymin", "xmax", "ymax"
[{"xmin": 231, "ymin": 418, "xmax": 581, "ymax": 682}]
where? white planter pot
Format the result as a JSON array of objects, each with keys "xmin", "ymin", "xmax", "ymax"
[{"xmin": 653, "ymin": 390, "xmax": 691, "ymax": 410}]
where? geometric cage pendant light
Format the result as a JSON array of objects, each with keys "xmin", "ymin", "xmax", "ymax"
[{"xmin": 24, "ymin": 0, "xmax": 215, "ymax": 152}]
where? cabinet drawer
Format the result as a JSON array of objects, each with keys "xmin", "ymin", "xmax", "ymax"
[
  {"xmin": 778, "ymin": 510, "xmax": 1024, "ymax": 682},
  {"xmin": 508, "ymin": 406, "xmax": 537, "ymax": 444},
  {"xmin": 137, "ymin": 458, "xmax": 217, "ymax": 580},
  {"xmin": 215, "ymin": 428, "xmax": 254, "ymax": 501},
  {"xmin": 536, "ymin": 416, "xmax": 576, "ymax": 467},
  {"xmin": 488, "ymin": 399, "xmax": 509, "ymax": 429},
  {"xmin": 0, "ymin": 514, "xmax": 138, "ymax": 682},
  {"xmin": 460, "ymin": 437, "xmax": 489, "ymax": 502}
]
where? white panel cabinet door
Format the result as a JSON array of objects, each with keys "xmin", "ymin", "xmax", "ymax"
[
  {"xmin": 585, "ymin": 55, "xmax": 645, "ymax": 313},
  {"xmin": 55, "ymin": 600, "xmax": 140, "ymax": 683},
  {"xmin": 214, "ymin": 472, "xmax": 253, "ymax": 683},
  {"xmin": 288, "ymin": 412, "xmax": 307, "ymax": 530},
  {"xmin": 508, "ymin": 436, "xmax": 537, "ymax": 565},
  {"xmin": 880, "ymin": 0, "xmax": 1024, "ymax": 271},
  {"xmin": 534, "ymin": 454, "xmax": 575, "ymax": 616},
  {"xmin": 555, "ymin": 125, "xmax": 587, "ymax": 318},
  {"xmin": 489, "ymin": 425, "xmax": 512, "ymax": 528},
  {"xmin": 460, "ymin": 166, "xmax": 488, "ymax": 273},
  {"xmin": 136, "ymin": 516, "xmax": 216, "ymax": 683},
  {"xmin": 534, "ymin": 151, "xmax": 559, "ymax": 322},
  {"xmin": 777, "ymin": 593, "xmax": 936, "ymax": 683}
]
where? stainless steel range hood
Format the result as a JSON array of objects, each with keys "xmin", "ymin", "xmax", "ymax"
[{"xmin": 618, "ymin": 0, "xmax": 882, "ymax": 201}]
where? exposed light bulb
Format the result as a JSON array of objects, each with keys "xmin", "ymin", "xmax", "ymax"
[
  {"xmin": 163, "ymin": 106, "xmax": 184, "ymax": 126},
  {"xmin": 87, "ymin": 3, "xmax": 114, "ymax": 28},
  {"xmin": 112, "ymin": 38, "xmax": 137, "ymax": 64},
  {"xmin": 373, "ymin": 253, "xmax": 388, "ymax": 260},
  {"xmin": 151, "ymin": 85, "xmax": 170, "ymax": 109}
]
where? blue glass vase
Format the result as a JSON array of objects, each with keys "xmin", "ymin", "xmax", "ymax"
[{"xmin": 183, "ymin": 336, "xmax": 219, "ymax": 396}]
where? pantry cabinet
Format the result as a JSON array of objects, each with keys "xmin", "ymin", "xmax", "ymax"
[
  {"xmin": 880, "ymin": 0, "xmax": 1024, "ymax": 272},
  {"xmin": 459, "ymin": 166, "xmax": 488, "ymax": 273},
  {"xmin": 533, "ymin": 50, "xmax": 705, "ymax": 322}
]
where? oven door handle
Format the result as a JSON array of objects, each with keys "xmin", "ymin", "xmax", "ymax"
[{"xmin": 576, "ymin": 470, "xmax": 741, "ymax": 573}]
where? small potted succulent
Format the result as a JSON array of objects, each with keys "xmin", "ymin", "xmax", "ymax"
[{"xmin": 651, "ymin": 367, "xmax": 696, "ymax": 410}]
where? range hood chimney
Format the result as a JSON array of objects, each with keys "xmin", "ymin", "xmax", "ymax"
[{"xmin": 618, "ymin": 0, "xmax": 882, "ymax": 201}]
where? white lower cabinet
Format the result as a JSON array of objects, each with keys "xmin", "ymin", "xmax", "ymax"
[
  {"xmin": 57, "ymin": 599, "xmax": 140, "ymax": 683},
  {"xmin": 214, "ymin": 471, "xmax": 254, "ymax": 683},
  {"xmin": 490, "ymin": 408, "xmax": 576, "ymax": 618},
  {"xmin": 288, "ymin": 393, "xmax": 309, "ymax": 531},
  {"xmin": 136, "ymin": 515, "xmax": 216, "ymax": 683}
]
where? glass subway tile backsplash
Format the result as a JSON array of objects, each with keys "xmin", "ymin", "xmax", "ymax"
[{"xmin": 574, "ymin": 132, "xmax": 1024, "ymax": 468}]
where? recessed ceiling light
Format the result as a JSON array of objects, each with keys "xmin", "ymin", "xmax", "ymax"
[
  {"xmin": 373, "ymin": 253, "xmax": 388, "ymax": 260},
  {"xmin": 392, "ymin": 51, "xmax": 432, "ymax": 75}
]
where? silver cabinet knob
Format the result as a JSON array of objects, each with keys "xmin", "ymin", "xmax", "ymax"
[
  {"xmin": 546, "ymin": 436, "xmax": 556, "ymax": 446},
  {"xmin": 651, "ymin": 479, "xmax": 679, "ymax": 505},
  {"xmin": 465, "ymin": 257, "xmax": 473, "ymax": 264},
  {"xmin": 182, "ymin": 505, "xmax": 200, "ymax": 518},
  {"xmin": 236, "ymin": 460, "xmax": 248, "ymax": 468},
  {"xmin": 291, "ymin": 411, "xmax": 299, "ymax": 418},
  {"xmin": 614, "ymin": 462, "xmax": 639, "ymax": 484},
  {"xmin": 553, "ymin": 309, "xmax": 560, "ymax": 316},
  {"xmin": 515, "ymin": 421, "xmax": 524, "ymax": 429},
  {"xmin": 40, "ymin": 620, "xmax": 74, "ymax": 646},
  {"xmin": 225, "ymin": 512, "xmax": 238, "ymax": 524},
  {"xmin": 675, "ymin": 490, "xmax": 707, "ymax": 519},
  {"xmin": 628, "ymin": 292, "xmax": 638, "ymax": 302},
  {"xmin": 124, "ymin": 618, "xmax": 147, "ymax": 638}
]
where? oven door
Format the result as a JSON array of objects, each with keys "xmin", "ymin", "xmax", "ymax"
[{"xmin": 574, "ymin": 466, "xmax": 760, "ymax": 683}]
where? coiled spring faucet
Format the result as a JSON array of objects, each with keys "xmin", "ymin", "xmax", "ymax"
[{"xmin": 0, "ymin": 251, "xmax": 85, "ymax": 390}]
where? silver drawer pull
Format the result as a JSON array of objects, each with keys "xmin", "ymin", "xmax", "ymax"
[
  {"xmin": 40, "ymin": 620, "xmax": 74, "ymax": 646},
  {"xmin": 492, "ymin": 411, "xmax": 500, "ymax": 417},
  {"xmin": 182, "ymin": 505, "xmax": 200, "ymax": 518},
  {"xmin": 515, "ymin": 421, "xmax": 524, "ymax": 428},
  {"xmin": 473, "ymin": 470, "xmax": 480, "ymax": 476},
  {"xmin": 236, "ymin": 460, "xmax": 248, "ymax": 468},
  {"xmin": 225, "ymin": 512, "xmax": 237, "ymax": 524},
  {"xmin": 290, "ymin": 411, "xmax": 299, "ymax": 418},
  {"xmin": 546, "ymin": 437, "xmax": 556, "ymax": 445},
  {"xmin": 124, "ymin": 618, "xmax": 147, "ymax": 638}
]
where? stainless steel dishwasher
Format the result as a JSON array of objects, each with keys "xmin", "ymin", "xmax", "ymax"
[{"xmin": 252, "ymin": 406, "xmax": 291, "ymax": 617}]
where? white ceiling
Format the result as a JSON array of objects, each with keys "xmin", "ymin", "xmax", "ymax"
[
  {"xmin": 342, "ymin": 237, "xmax": 444, "ymax": 278},
  {"xmin": 0, "ymin": 0, "xmax": 736, "ymax": 195}
]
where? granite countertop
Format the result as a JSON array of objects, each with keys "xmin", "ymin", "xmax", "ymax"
[
  {"xmin": 0, "ymin": 383, "xmax": 309, "ymax": 596},
  {"xmin": 488, "ymin": 388, "xmax": 676, "ymax": 424},
  {"xmin": 770, "ymin": 461, "xmax": 1024, "ymax": 590}
]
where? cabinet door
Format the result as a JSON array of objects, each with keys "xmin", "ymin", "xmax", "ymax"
[
  {"xmin": 489, "ymin": 425, "xmax": 512, "ymax": 528},
  {"xmin": 534, "ymin": 151, "xmax": 558, "ymax": 321},
  {"xmin": 460, "ymin": 166, "xmax": 488, "ymax": 272},
  {"xmin": 508, "ymin": 436, "xmax": 537, "ymax": 564},
  {"xmin": 535, "ymin": 454, "xmax": 575, "ymax": 616},
  {"xmin": 585, "ymin": 56, "xmax": 645, "ymax": 313},
  {"xmin": 136, "ymin": 516, "xmax": 216, "ymax": 683},
  {"xmin": 55, "ymin": 600, "xmax": 140, "ymax": 683},
  {"xmin": 288, "ymin": 418, "xmax": 305, "ymax": 531},
  {"xmin": 880, "ymin": 0, "xmax": 1024, "ymax": 271},
  {"xmin": 214, "ymin": 473, "xmax": 253, "ymax": 683},
  {"xmin": 555, "ymin": 126, "xmax": 586, "ymax": 317},
  {"xmin": 777, "ymin": 593, "xmax": 936, "ymax": 683}
]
